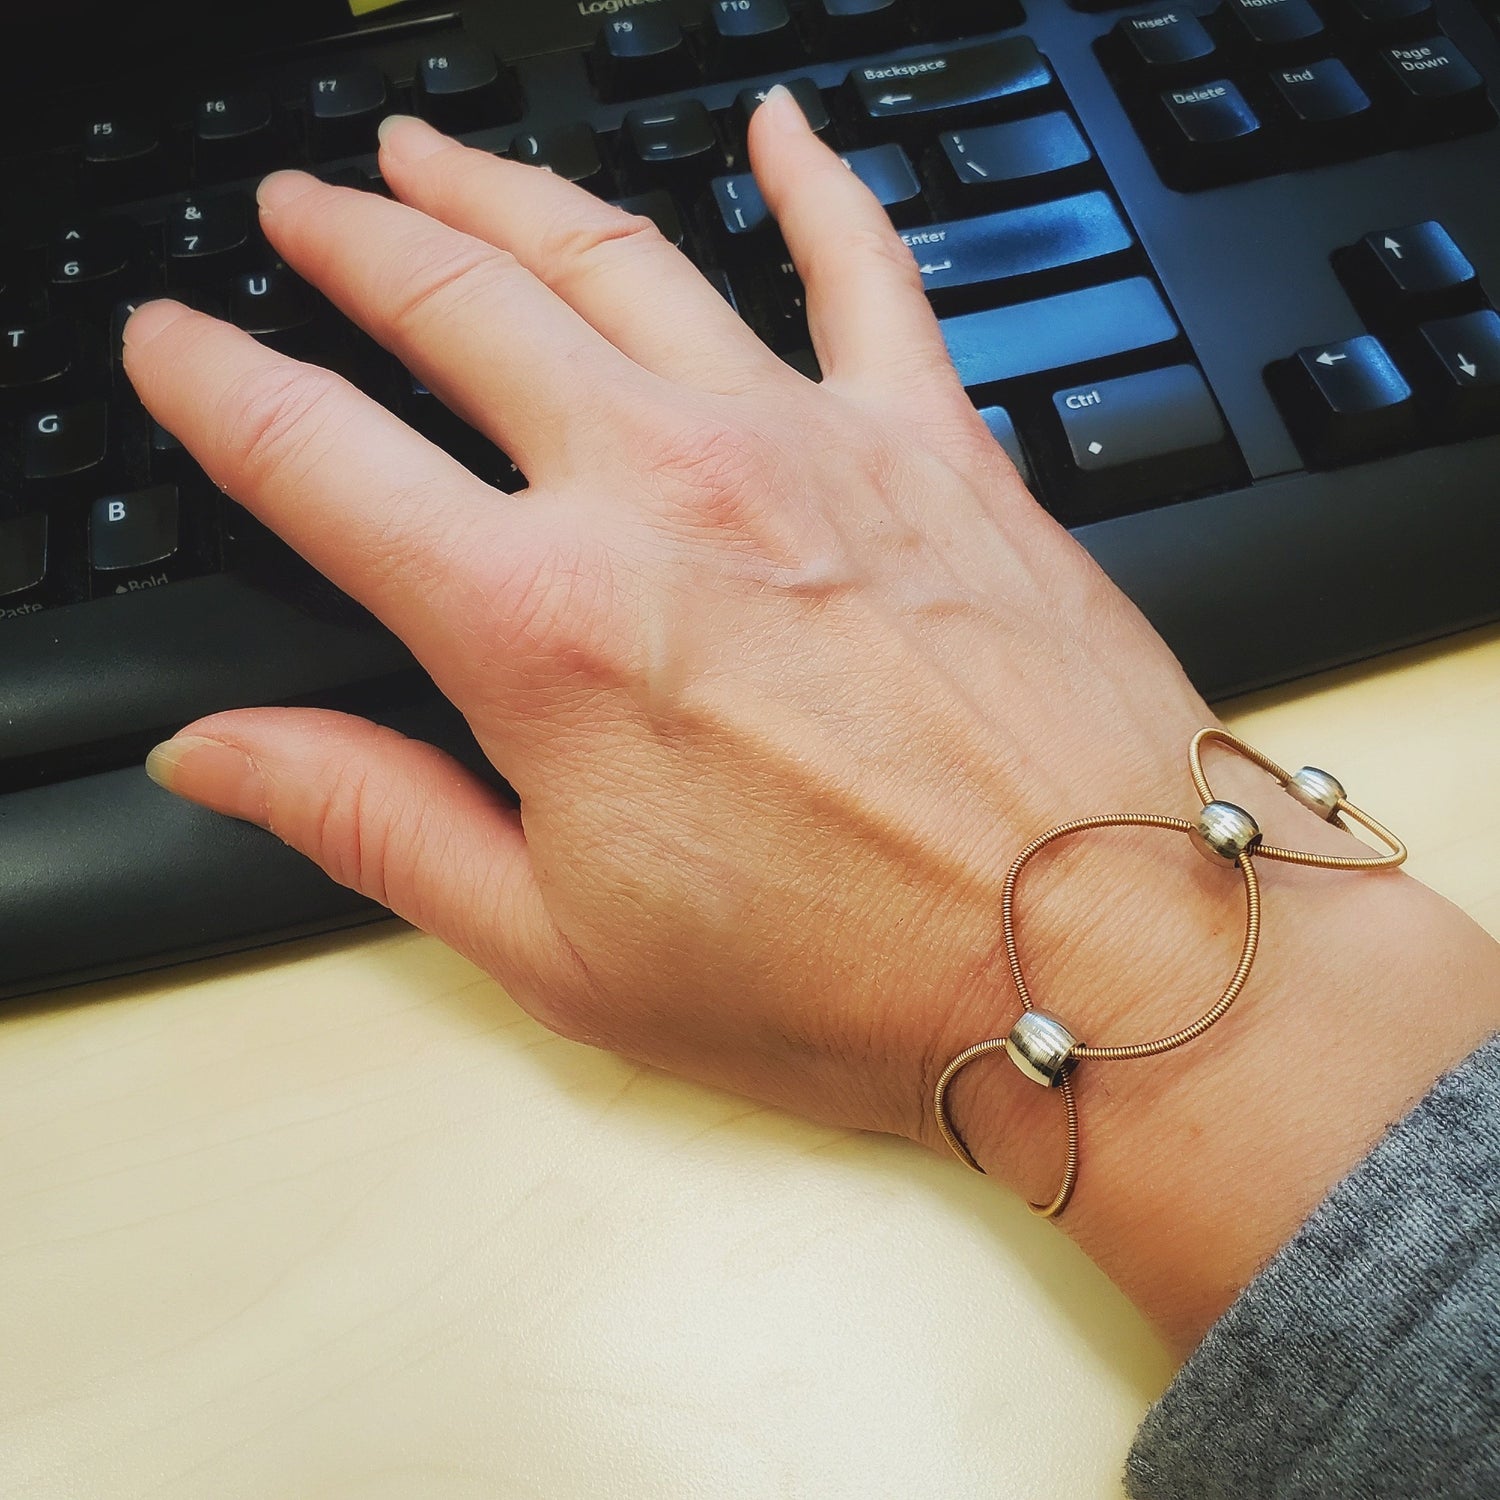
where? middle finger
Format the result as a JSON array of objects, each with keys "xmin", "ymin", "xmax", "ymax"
[
  {"xmin": 376, "ymin": 115, "xmax": 787, "ymax": 398},
  {"xmin": 255, "ymin": 169, "xmax": 652, "ymax": 483}
]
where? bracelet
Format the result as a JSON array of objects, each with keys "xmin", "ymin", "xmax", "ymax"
[{"xmin": 932, "ymin": 727, "xmax": 1407, "ymax": 1219}]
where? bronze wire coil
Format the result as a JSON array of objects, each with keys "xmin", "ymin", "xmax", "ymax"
[{"xmin": 933, "ymin": 728, "xmax": 1407, "ymax": 1219}]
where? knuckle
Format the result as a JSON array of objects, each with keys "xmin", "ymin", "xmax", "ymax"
[
  {"xmin": 385, "ymin": 236, "xmax": 517, "ymax": 335},
  {"xmin": 639, "ymin": 416, "xmax": 763, "ymax": 516},
  {"xmin": 543, "ymin": 204, "xmax": 666, "ymax": 280},
  {"xmin": 306, "ymin": 759, "xmax": 394, "ymax": 907},
  {"xmin": 218, "ymin": 362, "xmax": 346, "ymax": 486},
  {"xmin": 489, "ymin": 533, "xmax": 635, "ymax": 686}
]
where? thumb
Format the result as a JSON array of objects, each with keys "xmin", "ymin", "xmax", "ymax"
[{"xmin": 145, "ymin": 707, "xmax": 584, "ymax": 1011}]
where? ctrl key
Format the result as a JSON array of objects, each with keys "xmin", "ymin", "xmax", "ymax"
[
  {"xmin": 1051, "ymin": 365, "xmax": 1238, "ymax": 520},
  {"xmin": 1269, "ymin": 335, "xmax": 1416, "ymax": 466}
]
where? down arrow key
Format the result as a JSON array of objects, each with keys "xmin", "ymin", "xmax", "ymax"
[{"xmin": 1415, "ymin": 309, "xmax": 1500, "ymax": 432}]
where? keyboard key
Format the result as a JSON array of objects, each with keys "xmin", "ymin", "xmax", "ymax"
[
  {"xmin": 80, "ymin": 116, "xmax": 163, "ymax": 201},
  {"xmin": 977, "ymin": 405, "xmax": 1033, "ymax": 488},
  {"xmin": 1270, "ymin": 58, "xmax": 1374, "ymax": 136},
  {"xmin": 1271, "ymin": 335, "xmax": 1416, "ymax": 465},
  {"xmin": 194, "ymin": 91, "xmax": 278, "ymax": 181},
  {"xmin": 48, "ymin": 219, "xmax": 137, "ymax": 302},
  {"xmin": 307, "ymin": 65, "xmax": 389, "ymax": 158},
  {"xmin": 838, "ymin": 143, "xmax": 924, "ymax": 224},
  {"xmin": 23, "ymin": 401, "xmax": 110, "ymax": 487},
  {"xmin": 1114, "ymin": 10, "xmax": 1219, "ymax": 76},
  {"xmin": 920, "ymin": 0, "xmax": 1024, "ymax": 39},
  {"xmin": 90, "ymin": 486, "xmax": 180, "ymax": 576},
  {"xmin": 1380, "ymin": 37, "xmax": 1492, "ymax": 137},
  {"xmin": 415, "ymin": 41, "xmax": 518, "ymax": 134},
  {"xmin": 1158, "ymin": 79, "xmax": 1266, "ymax": 186},
  {"xmin": 735, "ymin": 79, "xmax": 832, "ymax": 145},
  {"xmin": 592, "ymin": 12, "xmax": 695, "ymax": 101},
  {"xmin": 509, "ymin": 124, "xmax": 609, "ymax": 191},
  {"xmin": 0, "ymin": 320, "xmax": 73, "ymax": 397},
  {"xmin": 166, "ymin": 195, "xmax": 253, "ymax": 282},
  {"xmin": 1343, "ymin": 0, "xmax": 1434, "ymax": 32},
  {"xmin": 1336, "ymin": 221, "xmax": 1481, "ymax": 321},
  {"xmin": 849, "ymin": 38, "xmax": 1055, "ymax": 136},
  {"xmin": 808, "ymin": 0, "xmax": 907, "ymax": 56},
  {"xmin": 1412, "ymin": 309, "xmax": 1500, "ymax": 429},
  {"xmin": 1051, "ymin": 364, "xmax": 1238, "ymax": 518},
  {"xmin": 900, "ymin": 192, "xmax": 1134, "ymax": 311},
  {"xmin": 625, "ymin": 101, "xmax": 723, "ymax": 183},
  {"xmin": 936, "ymin": 114, "xmax": 1094, "ymax": 206},
  {"xmin": 0, "ymin": 513, "xmax": 48, "ymax": 600},
  {"xmin": 611, "ymin": 191, "xmax": 686, "ymax": 250},
  {"xmin": 705, "ymin": 0, "xmax": 799, "ymax": 78},
  {"xmin": 941, "ymin": 278, "xmax": 1180, "ymax": 389},
  {"xmin": 1223, "ymin": 0, "xmax": 1325, "ymax": 48},
  {"xmin": 229, "ymin": 268, "xmax": 319, "ymax": 354},
  {"xmin": 710, "ymin": 143, "xmax": 921, "ymax": 246}
]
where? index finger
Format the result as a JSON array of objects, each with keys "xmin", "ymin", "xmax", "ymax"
[{"xmin": 123, "ymin": 299, "xmax": 518, "ymax": 669}]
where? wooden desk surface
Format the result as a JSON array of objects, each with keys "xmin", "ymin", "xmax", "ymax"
[{"xmin": 3, "ymin": 626, "xmax": 1497, "ymax": 1500}]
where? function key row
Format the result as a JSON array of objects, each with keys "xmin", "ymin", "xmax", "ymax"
[
  {"xmin": 1101, "ymin": 6, "xmax": 1494, "ymax": 187},
  {"xmin": 80, "ymin": 40, "xmax": 522, "ymax": 202},
  {"xmin": 590, "ymin": 0, "xmax": 1024, "ymax": 100}
]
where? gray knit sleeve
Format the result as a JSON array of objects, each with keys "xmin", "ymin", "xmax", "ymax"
[{"xmin": 1125, "ymin": 1031, "xmax": 1500, "ymax": 1500}]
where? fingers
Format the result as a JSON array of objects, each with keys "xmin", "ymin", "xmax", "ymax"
[
  {"xmin": 749, "ymin": 88, "xmax": 965, "ymax": 405},
  {"xmin": 144, "ymin": 709, "xmax": 586, "ymax": 1009},
  {"xmin": 123, "ymin": 300, "xmax": 518, "ymax": 667},
  {"xmin": 254, "ymin": 167, "xmax": 651, "ymax": 481},
  {"xmin": 378, "ymin": 115, "xmax": 784, "ymax": 396}
]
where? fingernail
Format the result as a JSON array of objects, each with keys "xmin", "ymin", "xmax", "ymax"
[
  {"xmin": 760, "ymin": 83, "xmax": 806, "ymax": 134},
  {"xmin": 122, "ymin": 299, "xmax": 189, "ymax": 351},
  {"xmin": 378, "ymin": 113, "xmax": 444, "ymax": 157},
  {"xmin": 256, "ymin": 169, "xmax": 319, "ymax": 213},
  {"xmin": 146, "ymin": 736, "xmax": 270, "ymax": 826}
]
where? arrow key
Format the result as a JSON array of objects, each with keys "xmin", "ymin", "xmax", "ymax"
[
  {"xmin": 1270, "ymin": 334, "xmax": 1417, "ymax": 466},
  {"xmin": 1412, "ymin": 308, "xmax": 1500, "ymax": 432},
  {"xmin": 1335, "ymin": 221, "xmax": 1482, "ymax": 324}
]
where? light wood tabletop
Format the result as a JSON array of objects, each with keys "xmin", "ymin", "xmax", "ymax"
[{"xmin": 3, "ymin": 625, "xmax": 1497, "ymax": 1500}]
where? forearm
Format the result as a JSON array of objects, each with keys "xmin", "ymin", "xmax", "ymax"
[{"xmin": 930, "ymin": 731, "xmax": 1500, "ymax": 1355}]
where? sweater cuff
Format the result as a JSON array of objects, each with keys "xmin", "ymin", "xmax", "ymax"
[{"xmin": 1126, "ymin": 1031, "xmax": 1500, "ymax": 1500}]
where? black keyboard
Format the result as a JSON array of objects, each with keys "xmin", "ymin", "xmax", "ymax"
[{"xmin": 4, "ymin": 0, "xmax": 1499, "ymax": 1000}]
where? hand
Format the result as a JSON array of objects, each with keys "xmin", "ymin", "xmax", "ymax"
[
  {"xmin": 125, "ymin": 95, "xmax": 1204, "ymax": 1145},
  {"xmin": 126, "ymin": 97, "xmax": 1500, "ymax": 1350}
]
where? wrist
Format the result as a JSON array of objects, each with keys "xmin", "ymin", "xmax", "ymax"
[{"xmin": 923, "ymin": 742, "xmax": 1500, "ymax": 1354}]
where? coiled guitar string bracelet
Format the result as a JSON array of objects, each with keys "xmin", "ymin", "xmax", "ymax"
[{"xmin": 932, "ymin": 727, "xmax": 1407, "ymax": 1219}]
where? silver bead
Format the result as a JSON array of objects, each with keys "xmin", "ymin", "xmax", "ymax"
[
  {"xmin": 1006, "ymin": 1011, "xmax": 1077, "ymax": 1088},
  {"xmin": 1190, "ymin": 800, "xmax": 1262, "ymax": 863},
  {"xmin": 1286, "ymin": 765, "xmax": 1345, "ymax": 821}
]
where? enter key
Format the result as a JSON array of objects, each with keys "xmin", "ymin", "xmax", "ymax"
[
  {"xmin": 1051, "ymin": 364, "xmax": 1241, "ymax": 521},
  {"xmin": 901, "ymin": 192, "xmax": 1134, "ymax": 311}
]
